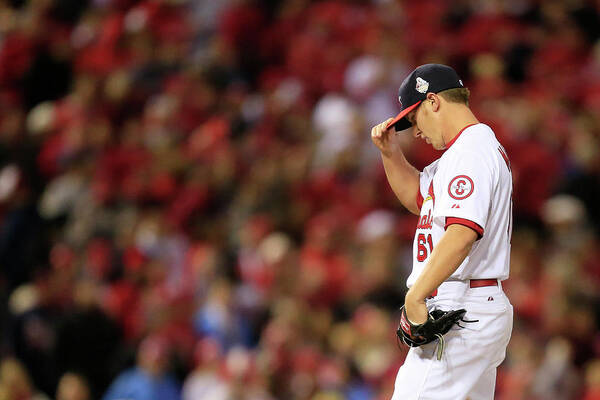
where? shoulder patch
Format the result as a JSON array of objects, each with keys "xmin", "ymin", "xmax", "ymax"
[{"xmin": 448, "ymin": 175, "xmax": 474, "ymax": 200}]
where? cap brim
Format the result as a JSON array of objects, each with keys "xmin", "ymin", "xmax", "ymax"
[{"xmin": 386, "ymin": 101, "xmax": 421, "ymax": 132}]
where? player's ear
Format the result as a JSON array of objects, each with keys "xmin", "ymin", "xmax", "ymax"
[{"xmin": 427, "ymin": 93, "xmax": 440, "ymax": 112}]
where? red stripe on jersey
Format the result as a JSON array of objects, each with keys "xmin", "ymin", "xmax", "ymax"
[
  {"xmin": 445, "ymin": 123, "xmax": 478, "ymax": 149},
  {"xmin": 428, "ymin": 181, "xmax": 435, "ymax": 205},
  {"xmin": 416, "ymin": 190, "xmax": 424, "ymax": 211},
  {"xmin": 417, "ymin": 181, "xmax": 434, "ymax": 211},
  {"xmin": 445, "ymin": 217, "xmax": 484, "ymax": 239}
]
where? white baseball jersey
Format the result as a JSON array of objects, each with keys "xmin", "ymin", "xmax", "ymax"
[{"xmin": 406, "ymin": 123, "xmax": 512, "ymax": 288}]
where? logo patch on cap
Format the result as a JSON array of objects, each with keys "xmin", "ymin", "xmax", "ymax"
[
  {"xmin": 416, "ymin": 77, "xmax": 429, "ymax": 93},
  {"xmin": 398, "ymin": 95, "xmax": 402, "ymax": 107},
  {"xmin": 459, "ymin": 79, "xmax": 463, "ymax": 86}
]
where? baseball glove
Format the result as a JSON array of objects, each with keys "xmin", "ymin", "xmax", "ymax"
[{"xmin": 397, "ymin": 306, "xmax": 468, "ymax": 359}]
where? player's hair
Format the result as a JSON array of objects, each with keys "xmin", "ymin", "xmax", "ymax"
[{"xmin": 438, "ymin": 87, "xmax": 470, "ymax": 106}]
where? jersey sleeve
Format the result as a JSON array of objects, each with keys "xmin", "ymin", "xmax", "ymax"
[{"xmin": 434, "ymin": 151, "xmax": 495, "ymax": 239}]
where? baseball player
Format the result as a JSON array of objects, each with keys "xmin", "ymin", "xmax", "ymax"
[{"xmin": 371, "ymin": 64, "xmax": 513, "ymax": 399}]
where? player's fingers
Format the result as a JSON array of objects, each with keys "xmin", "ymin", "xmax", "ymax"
[
  {"xmin": 382, "ymin": 118, "xmax": 395, "ymax": 133},
  {"xmin": 384, "ymin": 119, "xmax": 395, "ymax": 135},
  {"xmin": 372, "ymin": 118, "xmax": 394, "ymax": 139},
  {"xmin": 378, "ymin": 119, "xmax": 393, "ymax": 138},
  {"xmin": 384, "ymin": 117, "xmax": 394, "ymax": 129},
  {"xmin": 371, "ymin": 125, "xmax": 384, "ymax": 141}
]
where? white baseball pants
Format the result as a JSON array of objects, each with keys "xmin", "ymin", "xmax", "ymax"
[{"xmin": 391, "ymin": 281, "xmax": 513, "ymax": 400}]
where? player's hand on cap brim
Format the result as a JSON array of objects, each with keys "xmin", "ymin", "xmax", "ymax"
[{"xmin": 371, "ymin": 117, "xmax": 395, "ymax": 156}]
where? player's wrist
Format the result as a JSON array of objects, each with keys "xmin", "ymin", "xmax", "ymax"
[
  {"xmin": 404, "ymin": 293, "xmax": 428, "ymax": 324},
  {"xmin": 405, "ymin": 288, "xmax": 426, "ymax": 305}
]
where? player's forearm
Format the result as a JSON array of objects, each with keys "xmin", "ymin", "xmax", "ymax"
[
  {"xmin": 406, "ymin": 225, "xmax": 477, "ymax": 308},
  {"xmin": 381, "ymin": 152, "xmax": 420, "ymax": 215}
]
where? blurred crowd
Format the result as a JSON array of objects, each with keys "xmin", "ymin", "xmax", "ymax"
[{"xmin": 0, "ymin": 0, "xmax": 599, "ymax": 399}]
